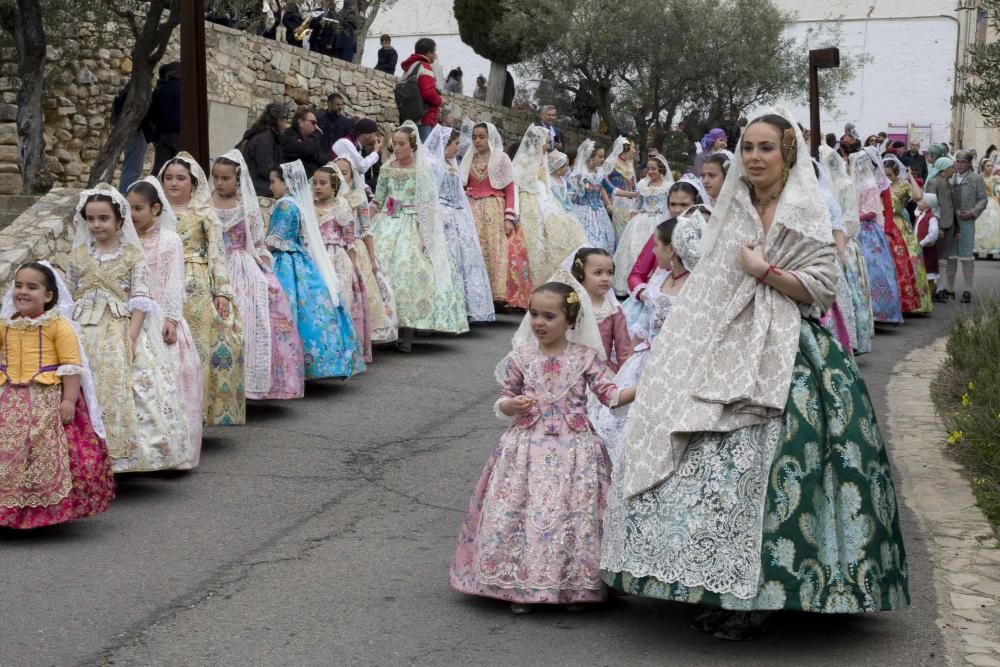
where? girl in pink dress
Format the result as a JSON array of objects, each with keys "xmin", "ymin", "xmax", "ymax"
[
  {"xmin": 211, "ymin": 151, "xmax": 304, "ymax": 400},
  {"xmin": 570, "ymin": 248, "xmax": 632, "ymax": 371},
  {"xmin": 128, "ymin": 178, "xmax": 204, "ymax": 465},
  {"xmin": 450, "ymin": 278, "xmax": 636, "ymax": 613}
]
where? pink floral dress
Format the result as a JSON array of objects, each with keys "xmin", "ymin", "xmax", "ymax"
[{"xmin": 450, "ymin": 343, "xmax": 620, "ymax": 604}]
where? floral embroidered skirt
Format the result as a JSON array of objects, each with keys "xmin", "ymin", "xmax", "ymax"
[
  {"xmin": 613, "ymin": 215, "xmax": 657, "ymax": 295},
  {"xmin": 440, "ymin": 202, "xmax": 495, "ymax": 323},
  {"xmin": 885, "ymin": 218, "xmax": 921, "ymax": 314},
  {"xmin": 449, "ymin": 424, "xmax": 611, "ymax": 604},
  {"xmin": 858, "ymin": 220, "xmax": 902, "ymax": 324},
  {"xmin": 0, "ymin": 385, "xmax": 114, "ymax": 529},
  {"xmin": 469, "ymin": 195, "xmax": 531, "ymax": 309},
  {"xmin": 184, "ymin": 260, "xmax": 246, "ymax": 425},
  {"xmin": 166, "ymin": 317, "xmax": 204, "ymax": 469},
  {"xmin": 327, "ymin": 242, "xmax": 373, "ymax": 363},
  {"xmin": 272, "ymin": 248, "xmax": 365, "ymax": 379},
  {"xmin": 974, "ymin": 197, "xmax": 1000, "ymax": 256},
  {"xmin": 843, "ymin": 240, "xmax": 874, "ymax": 355},
  {"xmin": 893, "ymin": 215, "xmax": 933, "ymax": 314},
  {"xmin": 354, "ymin": 236, "xmax": 398, "ymax": 344},
  {"xmin": 573, "ymin": 204, "xmax": 615, "ymax": 254},
  {"xmin": 600, "ymin": 320, "xmax": 910, "ymax": 613},
  {"xmin": 371, "ymin": 210, "xmax": 468, "ymax": 334}
]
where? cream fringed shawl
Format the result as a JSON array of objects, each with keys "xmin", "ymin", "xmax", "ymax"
[{"xmin": 620, "ymin": 108, "xmax": 839, "ymax": 498}]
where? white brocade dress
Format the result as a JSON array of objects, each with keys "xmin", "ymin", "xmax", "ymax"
[
  {"xmin": 438, "ymin": 163, "xmax": 495, "ymax": 322},
  {"xmin": 612, "ymin": 180, "xmax": 669, "ymax": 295}
]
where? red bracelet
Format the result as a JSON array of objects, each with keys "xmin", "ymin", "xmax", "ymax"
[{"xmin": 757, "ymin": 264, "xmax": 779, "ymax": 283}]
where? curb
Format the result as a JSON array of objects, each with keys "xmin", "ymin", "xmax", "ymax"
[{"xmin": 887, "ymin": 337, "xmax": 1000, "ymax": 667}]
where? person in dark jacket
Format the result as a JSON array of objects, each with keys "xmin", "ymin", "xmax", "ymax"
[
  {"xmin": 283, "ymin": 4, "xmax": 304, "ymax": 48},
  {"xmin": 307, "ymin": 10, "xmax": 338, "ymax": 57},
  {"xmin": 901, "ymin": 140, "xmax": 929, "ymax": 182},
  {"xmin": 280, "ymin": 107, "xmax": 327, "ymax": 177},
  {"xmin": 239, "ymin": 102, "xmax": 289, "ymax": 197},
  {"xmin": 375, "ymin": 34, "xmax": 398, "ymax": 74},
  {"xmin": 113, "ymin": 80, "xmax": 154, "ymax": 190},
  {"xmin": 400, "ymin": 38, "xmax": 443, "ymax": 141},
  {"xmin": 150, "ymin": 62, "xmax": 181, "ymax": 176},
  {"xmin": 317, "ymin": 92, "xmax": 354, "ymax": 157},
  {"xmin": 333, "ymin": 117, "xmax": 383, "ymax": 193},
  {"xmin": 333, "ymin": 0, "xmax": 358, "ymax": 62}
]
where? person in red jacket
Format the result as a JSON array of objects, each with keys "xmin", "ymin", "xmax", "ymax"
[{"xmin": 400, "ymin": 38, "xmax": 443, "ymax": 141}]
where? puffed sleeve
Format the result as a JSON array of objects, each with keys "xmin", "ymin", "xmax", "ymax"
[
  {"xmin": 126, "ymin": 246, "xmax": 158, "ymax": 313},
  {"xmin": 502, "ymin": 180, "xmax": 516, "ymax": 216},
  {"xmin": 205, "ymin": 212, "xmax": 235, "ymax": 301},
  {"xmin": 492, "ymin": 351, "xmax": 525, "ymax": 418},
  {"xmin": 373, "ymin": 169, "xmax": 389, "ymax": 206},
  {"xmin": 611, "ymin": 310, "xmax": 634, "ymax": 367},
  {"xmin": 583, "ymin": 350, "xmax": 621, "ymax": 408},
  {"xmin": 51, "ymin": 318, "xmax": 83, "ymax": 373}
]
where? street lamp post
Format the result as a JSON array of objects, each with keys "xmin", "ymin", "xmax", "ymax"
[
  {"xmin": 808, "ymin": 47, "xmax": 840, "ymax": 159},
  {"xmin": 180, "ymin": 0, "xmax": 210, "ymax": 170}
]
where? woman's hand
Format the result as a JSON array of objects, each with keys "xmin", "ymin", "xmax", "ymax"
[
  {"xmin": 504, "ymin": 219, "xmax": 515, "ymax": 237},
  {"xmin": 738, "ymin": 243, "xmax": 769, "ymax": 279},
  {"xmin": 59, "ymin": 399, "xmax": 75, "ymax": 425},
  {"xmin": 214, "ymin": 296, "xmax": 231, "ymax": 319},
  {"xmin": 162, "ymin": 320, "xmax": 178, "ymax": 345}
]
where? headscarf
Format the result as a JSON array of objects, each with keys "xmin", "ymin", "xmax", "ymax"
[
  {"xmin": 210, "ymin": 149, "xmax": 267, "ymax": 261},
  {"xmin": 279, "ymin": 159, "xmax": 342, "ymax": 307},
  {"xmin": 572, "ymin": 139, "xmax": 598, "ymax": 177},
  {"xmin": 603, "ymin": 136, "xmax": 635, "ymax": 180},
  {"xmin": 922, "ymin": 191, "xmax": 940, "ymax": 218},
  {"xmin": 882, "ymin": 153, "xmax": 909, "ymax": 184},
  {"xmin": 424, "ymin": 124, "xmax": 456, "ymax": 188},
  {"xmin": 512, "ymin": 125, "xmax": 549, "ymax": 195},
  {"xmin": 927, "ymin": 156, "xmax": 954, "ymax": 184},
  {"xmin": 622, "ymin": 107, "xmax": 837, "ymax": 497},
  {"xmin": 73, "ymin": 184, "xmax": 144, "ymax": 255},
  {"xmin": 700, "ymin": 128, "xmax": 727, "ymax": 152},
  {"xmin": 457, "ymin": 121, "xmax": 513, "ymax": 190},
  {"xmin": 671, "ymin": 212, "xmax": 705, "ymax": 269},
  {"xmin": 861, "ymin": 146, "xmax": 891, "ymax": 191},
  {"xmin": 547, "ymin": 150, "xmax": 569, "ymax": 174},
  {"xmin": 457, "ymin": 117, "xmax": 475, "ymax": 162},
  {"xmin": 819, "ymin": 145, "xmax": 860, "ymax": 237},
  {"xmin": 157, "ymin": 152, "xmax": 214, "ymax": 218},
  {"xmin": 928, "ymin": 143, "xmax": 949, "ymax": 162},
  {"xmin": 1, "ymin": 261, "xmax": 106, "ymax": 438},
  {"xmin": 676, "ymin": 172, "xmax": 710, "ymax": 209},
  {"xmin": 849, "ymin": 150, "xmax": 886, "ymax": 227}
]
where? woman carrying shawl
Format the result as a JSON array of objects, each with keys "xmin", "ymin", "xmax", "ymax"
[{"xmin": 601, "ymin": 110, "xmax": 910, "ymax": 640}]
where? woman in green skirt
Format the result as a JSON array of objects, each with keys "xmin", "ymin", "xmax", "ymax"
[{"xmin": 601, "ymin": 109, "xmax": 910, "ymax": 639}]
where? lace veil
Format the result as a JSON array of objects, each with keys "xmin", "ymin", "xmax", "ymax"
[
  {"xmin": 1, "ymin": 262, "xmax": 106, "ymax": 438},
  {"xmin": 512, "ymin": 125, "xmax": 548, "ymax": 195},
  {"xmin": 602, "ymin": 136, "xmax": 635, "ymax": 180},
  {"xmin": 211, "ymin": 149, "xmax": 267, "ymax": 261},
  {"xmin": 281, "ymin": 159, "xmax": 342, "ymax": 307},
  {"xmin": 73, "ymin": 184, "xmax": 144, "ymax": 255},
  {"xmin": 819, "ymin": 145, "xmax": 860, "ymax": 237},
  {"xmin": 458, "ymin": 122, "xmax": 512, "ymax": 189},
  {"xmin": 158, "ymin": 152, "xmax": 215, "ymax": 219}
]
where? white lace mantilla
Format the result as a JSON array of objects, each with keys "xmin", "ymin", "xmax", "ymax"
[{"xmin": 601, "ymin": 415, "xmax": 784, "ymax": 599}]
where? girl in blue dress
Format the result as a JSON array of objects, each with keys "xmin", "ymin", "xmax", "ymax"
[{"xmin": 267, "ymin": 160, "xmax": 365, "ymax": 379}]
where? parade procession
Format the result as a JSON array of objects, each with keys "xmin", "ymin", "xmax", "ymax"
[{"xmin": 1, "ymin": 0, "xmax": 1000, "ymax": 664}]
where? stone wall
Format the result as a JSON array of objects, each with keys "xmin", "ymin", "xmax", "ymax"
[
  {"xmin": 0, "ymin": 21, "xmax": 600, "ymax": 195},
  {"xmin": 0, "ymin": 189, "xmax": 79, "ymax": 287}
]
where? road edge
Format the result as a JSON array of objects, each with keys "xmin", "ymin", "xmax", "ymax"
[{"xmin": 887, "ymin": 337, "xmax": 1000, "ymax": 667}]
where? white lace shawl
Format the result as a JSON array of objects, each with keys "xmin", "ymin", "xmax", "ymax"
[
  {"xmin": 819, "ymin": 146, "xmax": 861, "ymax": 238},
  {"xmin": 211, "ymin": 149, "xmax": 268, "ymax": 261},
  {"xmin": 621, "ymin": 106, "xmax": 838, "ymax": 498},
  {"xmin": 1, "ymin": 263, "xmax": 106, "ymax": 438},
  {"xmin": 458, "ymin": 122, "xmax": 513, "ymax": 190},
  {"xmin": 512, "ymin": 125, "xmax": 549, "ymax": 196},
  {"xmin": 281, "ymin": 159, "xmax": 342, "ymax": 307}
]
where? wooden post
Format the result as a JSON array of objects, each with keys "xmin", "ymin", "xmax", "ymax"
[
  {"xmin": 180, "ymin": 0, "xmax": 210, "ymax": 169},
  {"xmin": 808, "ymin": 47, "xmax": 840, "ymax": 159}
]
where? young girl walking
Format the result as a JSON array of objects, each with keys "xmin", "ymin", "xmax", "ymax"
[
  {"xmin": 426, "ymin": 125, "xmax": 495, "ymax": 323},
  {"xmin": 313, "ymin": 163, "xmax": 372, "ymax": 362},
  {"xmin": 334, "ymin": 157, "xmax": 398, "ymax": 344},
  {"xmin": 595, "ymin": 216, "xmax": 702, "ymax": 466},
  {"xmin": 159, "ymin": 153, "xmax": 246, "ymax": 425},
  {"xmin": 460, "ymin": 122, "xmax": 531, "ymax": 309},
  {"xmin": 612, "ymin": 154, "xmax": 672, "ymax": 295},
  {"xmin": 268, "ymin": 161, "xmax": 365, "ymax": 379},
  {"xmin": 67, "ymin": 186, "xmax": 193, "ymax": 472},
  {"xmin": 128, "ymin": 178, "xmax": 204, "ymax": 465},
  {"xmin": 571, "ymin": 140, "xmax": 615, "ymax": 253},
  {"xmin": 603, "ymin": 137, "xmax": 638, "ymax": 243},
  {"xmin": 450, "ymin": 278, "xmax": 636, "ymax": 612},
  {"xmin": 571, "ymin": 248, "xmax": 632, "ymax": 372},
  {"xmin": 369, "ymin": 122, "xmax": 469, "ymax": 352},
  {"xmin": 212, "ymin": 150, "xmax": 305, "ymax": 399},
  {"xmin": 0, "ymin": 262, "xmax": 115, "ymax": 528}
]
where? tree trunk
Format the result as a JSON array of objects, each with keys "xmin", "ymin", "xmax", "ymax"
[
  {"xmin": 12, "ymin": 0, "xmax": 49, "ymax": 194},
  {"xmin": 88, "ymin": 0, "xmax": 181, "ymax": 187},
  {"xmin": 353, "ymin": 15, "xmax": 371, "ymax": 64},
  {"xmin": 485, "ymin": 61, "xmax": 506, "ymax": 106}
]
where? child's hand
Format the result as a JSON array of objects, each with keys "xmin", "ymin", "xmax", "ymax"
[
  {"xmin": 214, "ymin": 296, "xmax": 231, "ymax": 319},
  {"xmin": 501, "ymin": 395, "xmax": 534, "ymax": 416},
  {"xmin": 618, "ymin": 387, "xmax": 637, "ymax": 406},
  {"xmin": 504, "ymin": 219, "xmax": 515, "ymax": 237},
  {"xmin": 162, "ymin": 320, "xmax": 178, "ymax": 345},
  {"xmin": 59, "ymin": 399, "xmax": 75, "ymax": 425}
]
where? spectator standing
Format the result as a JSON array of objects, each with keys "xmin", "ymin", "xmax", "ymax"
[
  {"xmin": 536, "ymin": 105, "xmax": 563, "ymax": 151},
  {"xmin": 400, "ymin": 38, "xmax": 443, "ymax": 141},
  {"xmin": 280, "ymin": 107, "xmax": 328, "ymax": 177},
  {"xmin": 238, "ymin": 101, "xmax": 289, "ymax": 196},
  {"xmin": 444, "ymin": 68, "xmax": 463, "ymax": 94},
  {"xmin": 113, "ymin": 79, "xmax": 154, "ymax": 190},
  {"xmin": 473, "ymin": 75, "xmax": 487, "ymax": 101},
  {"xmin": 333, "ymin": 117, "xmax": 384, "ymax": 193},
  {"xmin": 901, "ymin": 140, "xmax": 928, "ymax": 181},
  {"xmin": 149, "ymin": 61, "xmax": 181, "ymax": 176},
  {"xmin": 283, "ymin": 4, "xmax": 304, "ymax": 48},
  {"xmin": 502, "ymin": 71, "xmax": 515, "ymax": 108},
  {"xmin": 375, "ymin": 34, "xmax": 398, "ymax": 74},
  {"xmin": 333, "ymin": 0, "xmax": 358, "ymax": 62},
  {"xmin": 925, "ymin": 157, "xmax": 956, "ymax": 302},
  {"xmin": 949, "ymin": 150, "xmax": 988, "ymax": 302},
  {"xmin": 317, "ymin": 92, "xmax": 354, "ymax": 157}
]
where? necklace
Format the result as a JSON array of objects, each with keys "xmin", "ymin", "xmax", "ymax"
[{"xmin": 752, "ymin": 188, "xmax": 779, "ymax": 217}]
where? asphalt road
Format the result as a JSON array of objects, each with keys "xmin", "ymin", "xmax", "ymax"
[{"xmin": 4, "ymin": 261, "xmax": 999, "ymax": 667}]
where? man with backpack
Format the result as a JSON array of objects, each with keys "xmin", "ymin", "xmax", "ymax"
[{"xmin": 398, "ymin": 38, "xmax": 442, "ymax": 141}]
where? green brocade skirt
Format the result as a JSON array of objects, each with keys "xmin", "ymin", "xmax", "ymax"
[{"xmin": 601, "ymin": 319, "xmax": 910, "ymax": 613}]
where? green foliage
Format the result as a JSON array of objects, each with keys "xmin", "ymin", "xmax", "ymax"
[
  {"xmin": 956, "ymin": 0, "xmax": 1000, "ymax": 127},
  {"xmin": 931, "ymin": 298, "xmax": 1000, "ymax": 529},
  {"xmin": 454, "ymin": 0, "xmax": 575, "ymax": 66},
  {"xmin": 520, "ymin": 0, "xmax": 867, "ymax": 162}
]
